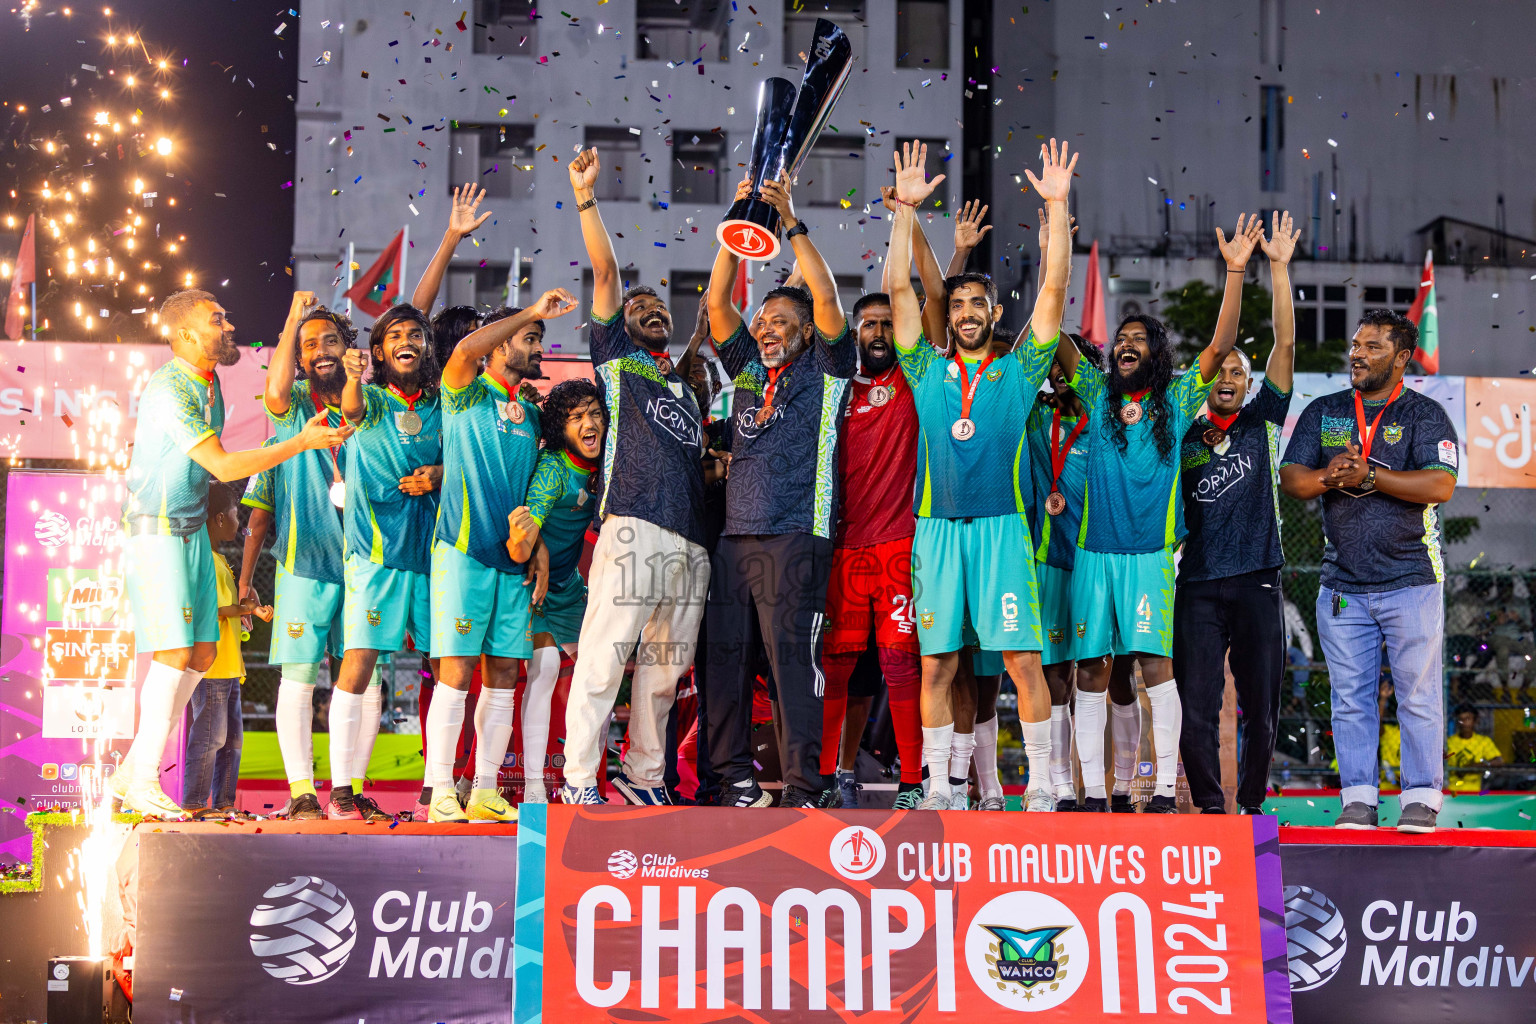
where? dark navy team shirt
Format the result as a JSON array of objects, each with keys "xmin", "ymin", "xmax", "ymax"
[
  {"xmin": 589, "ymin": 312, "xmax": 706, "ymax": 546},
  {"xmin": 718, "ymin": 321, "xmax": 855, "ymax": 538},
  {"xmin": 1178, "ymin": 377, "xmax": 1292, "ymax": 583},
  {"xmin": 1280, "ymin": 386, "xmax": 1459, "ymax": 593}
]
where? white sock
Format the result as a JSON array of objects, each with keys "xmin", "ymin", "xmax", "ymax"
[
  {"xmin": 128, "ymin": 661, "xmax": 185, "ymax": 784},
  {"xmin": 352, "ymin": 675, "xmax": 383, "ymax": 787},
  {"xmin": 328, "ymin": 689, "xmax": 364, "ymax": 791},
  {"xmin": 1146, "ymin": 680, "xmax": 1183, "ymax": 798},
  {"xmin": 973, "ymin": 717, "xmax": 1003, "ymax": 799},
  {"xmin": 1074, "ymin": 690, "xmax": 1108, "ymax": 800},
  {"xmin": 1022, "ymin": 719, "xmax": 1052, "ymax": 794},
  {"xmin": 276, "ymin": 671, "xmax": 317, "ymax": 786},
  {"xmin": 521, "ymin": 646, "xmax": 562, "ymax": 793},
  {"xmin": 922, "ymin": 725, "xmax": 954, "ymax": 801},
  {"xmin": 1049, "ymin": 705, "xmax": 1076, "ymax": 798},
  {"xmin": 1111, "ymin": 698, "xmax": 1142, "ymax": 796},
  {"xmin": 175, "ymin": 666, "xmax": 206, "ymax": 710},
  {"xmin": 949, "ymin": 731, "xmax": 976, "ymax": 784},
  {"xmin": 425, "ymin": 684, "xmax": 468, "ymax": 794},
  {"xmin": 474, "ymin": 687, "xmax": 516, "ymax": 791}
]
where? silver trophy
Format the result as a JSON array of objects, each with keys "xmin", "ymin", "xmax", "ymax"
[{"xmin": 716, "ymin": 19, "xmax": 853, "ymax": 261}]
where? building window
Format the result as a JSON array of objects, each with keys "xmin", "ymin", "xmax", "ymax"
[
  {"xmin": 636, "ymin": 0, "xmax": 727, "ymax": 62},
  {"xmin": 795, "ymin": 135, "xmax": 864, "ymax": 208},
  {"xmin": 896, "ymin": 0, "xmax": 948, "ymax": 68},
  {"xmin": 473, "ymin": 0, "xmax": 537, "ymax": 55},
  {"xmin": 1294, "ymin": 283, "xmax": 1349, "ymax": 345},
  {"xmin": 783, "ymin": 0, "xmax": 864, "ymax": 65},
  {"xmin": 1362, "ymin": 286, "xmax": 1416, "ymax": 316},
  {"xmin": 584, "ymin": 127, "xmax": 644, "ymax": 202},
  {"xmin": 669, "ymin": 132, "xmax": 725, "ymax": 205},
  {"xmin": 443, "ymin": 261, "xmax": 532, "ymax": 313},
  {"xmin": 1260, "ymin": 85, "xmax": 1284, "ymax": 193},
  {"xmin": 667, "ymin": 271, "xmax": 714, "ymax": 320},
  {"xmin": 448, "ymin": 124, "xmax": 535, "ymax": 199}
]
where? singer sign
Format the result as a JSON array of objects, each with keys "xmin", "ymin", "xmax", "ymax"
[{"xmin": 514, "ymin": 805, "xmax": 1291, "ymax": 1022}]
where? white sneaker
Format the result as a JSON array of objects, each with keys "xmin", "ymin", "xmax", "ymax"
[
  {"xmin": 917, "ymin": 790, "xmax": 950, "ymax": 810},
  {"xmin": 1025, "ymin": 788, "xmax": 1056, "ymax": 812},
  {"xmin": 122, "ymin": 780, "xmax": 188, "ymax": 819},
  {"xmin": 948, "ymin": 790, "xmax": 970, "ymax": 811},
  {"xmin": 977, "ymin": 794, "xmax": 1006, "ymax": 811},
  {"xmin": 521, "ymin": 782, "xmax": 548, "ymax": 804}
]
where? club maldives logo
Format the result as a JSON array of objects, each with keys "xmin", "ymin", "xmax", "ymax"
[
  {"xmin": 607, "ymin": 850, "xmax": 639, "ymax": 880},
  {"xmin": 965, "ymin": 891, "xmax": 1088, "ymax": 1011},
  {"xmin": 828, "ymin": 825, "xmax": 886, "ymax": 881},
  {"xmin": 32, "ymin": 510, "xmax": 119, "ymax": 549},
  {"xmin": 249, "ymin": 876, "xmax": 358, "ymax": 985},
  {"xmin": 34, "ymin": 510, "xmax": 71, "ymax": 548},
  {"xmin": 1284, "ymin": 885, "xmax": 1348, "ymax": 991}
]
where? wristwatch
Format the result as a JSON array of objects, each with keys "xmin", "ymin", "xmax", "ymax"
[
  {"xmin": 785, "ymin": 222, "xmax": 809, "ymax": 240},
  {"xmin": 1360, "ymin": 465, "xmax": 1377, "ymax": 492}
]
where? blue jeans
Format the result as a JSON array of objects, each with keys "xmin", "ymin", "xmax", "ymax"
[
  {"xmin": 1315, "ymin": 584, "xmax": 1444, "ymax": 811},
  {"xmin": 182, "ymin": 677, "xmax": 243, "ymax": 809}
]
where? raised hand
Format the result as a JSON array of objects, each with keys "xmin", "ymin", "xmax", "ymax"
[
  {"xmin": 1036, "ymin": 206, "xmax": 1079, "ymax": 255},
  {"xmin": 879, "ymin": 185, "xmax": 899, "ymax": 213},
  {"xmin": 342, "ymin": 349, "xmax": 368, "ymax": 381},
  {"xmin": 507, "ymin": 506, "xmax": 537, "ymax": 548},
  {"xmin": 691, "ymin": 293, "xmax": 710, "ymax": 342},
  {"xmin": 447, "ymin": 182, "xmax": 492, "ymax": 237},
  {"xmin": 1216, "ymin": 212, "xmax": 1265, "ymax": 271},
  {"xmin": 568, "ymin": 147, "xmax": 600, "ymax": 194},
  {"xmin": 287, "ymin": 290, "xmax": 317, "ymax": 322},
  {"xmin": 760, "ymin": 174, "xmax": 798, "ymax": 227},
  {"xmin": 734, "ymin": 173, "xmax": 754, "ymax": 204},
  {"xmin": 298, "ymin": 410, "xmax": 354, "ymax": 450},
  {"xmin": 955, "ymin": 199, "xmax": 992, "ymax": 251},
  {"xmin": 893, "ymin": 140, "xmax": 945, "ymax": 207},
  {"xmin": 1259, "ymin": 209, "xmax": 1301, "ymax": 265},
  {"xmin": 531, "ymin": 288, "xmax": 579, "ymax": 320},
  {"xmin": 1025, "ymin": 138, "xmax": 1077, "ymax": 204}
]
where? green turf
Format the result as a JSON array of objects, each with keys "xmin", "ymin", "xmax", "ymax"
[{"xmin": 236, "ymin": 730, "xmax": 425, "ymax": 780}]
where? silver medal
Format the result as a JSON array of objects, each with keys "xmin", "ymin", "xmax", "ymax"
[
  {"xmin": 399, "ymin": 409, "xmax": 423, "ymax": 436},
  {"xmin": 951, "ymin": 417, "xmax": 976, "ymax": 441},
  {"xmin": 329, "ymin": 480, "xmax": 346, "ymax": 509}
]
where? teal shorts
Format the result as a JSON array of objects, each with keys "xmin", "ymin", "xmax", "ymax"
[
  {"xmin": 1038, "ymin": 562, "xmax": 1076, "ymax": 666},
  {"xmin": 960, "ymin": 619, "xmax": 1006, "ymax": 676},
  {"xmin": 531, "ymin": 569, "xmax": 587, "ymax": 649},
  {"xmin": 1069, "ymin": 547, "xmax": 1176, "ymax": 659},
  {"xmin": 430, "ymin": 540, "xmax": 533, "ymax": 660},
  {"xmin": 344, "ymin": 553, "xmax": 430, "ymax": 654},
  {"xmin": 126, "ymin": 528, "xmax": 220, "ymax": 652},
  {"xmin": 270, "ymin": 564, "xmax": 345, "ymax": 665},
  {"xmin": 912, "ymin": 514, "xmax": 1041, "ymax": 655}
]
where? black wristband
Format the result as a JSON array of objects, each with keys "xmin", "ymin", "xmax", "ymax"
[
  {"xmin": 1227, "ymin": 268, "xmax": 1245, "ymax": 274},
  {"xmin": 786, "ymin": 222, "xmax": 809, "ymax": 240}
]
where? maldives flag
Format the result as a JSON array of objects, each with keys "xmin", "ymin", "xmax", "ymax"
[
  {"xmin": 344, "ymin": 229, "xmax": 405, "ymax": 317},
  {"xmin": 1407, "ymin": 249, "xmax": 1439, "ymax": 374},
  {"xmin": 5, "ymin": 213, "xmax": 36, "ymax": 341},
  {"xmin": 731, "ymin": 259, "xmax": 750, "ymax": 314},
  {"xmin": 1080, "ymin": 239, "xmax": 1108, "ymax": 348}
]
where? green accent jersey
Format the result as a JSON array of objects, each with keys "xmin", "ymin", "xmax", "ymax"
[
  {"xmin": 344, "ymin": 384, "xmax": 443, "ymax": 575},
  {"xmin": 525, "ymin": 449, "xmax": 597, "ymax": 580},
  {"xmin": 261, "ymin": 379, "xmax": 348, "ymax": 583},
  {"xmin": 435, "ymin": 372, "xmax": 541, "ymax": 574},
  {"xmin": 123, "ymin": 358, "xmax": 224, "ymax": 535}
]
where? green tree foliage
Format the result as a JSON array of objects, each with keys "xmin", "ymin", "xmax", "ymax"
[{"xmin": 1158, "ymin": 279, "xmax": 1274, "ymax": 368}]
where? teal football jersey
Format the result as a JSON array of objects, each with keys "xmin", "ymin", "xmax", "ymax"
[
  {"xmin": 345, "ymin": 384, "xmax": 443, "ymax": 575},
  {"xmin": 1075, "ymin": 362, "xmax": 1214, "ymax": 554},
  {"xmin": 1026, "ymin": 401, "xmax": 1090, "ymax": 571},
  {"xmin": 525, "ymin": 449, "xmax": 597, "ymax": 581},
  {"xmin": 264, "ymin": 380, "xmax": 348, "ymax": 583},
  {"xmin": 897, "ymin": 328, "xmax": 1056, "ymax": 519},
  {"xmin": 123, "ymin": 358, "xmax": 225, "ymax": 535},
  {"xmin": 435, "ymin": 371, "xmax": 541, "ymax": 574}
]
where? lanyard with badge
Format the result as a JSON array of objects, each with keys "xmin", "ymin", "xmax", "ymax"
[
  {"xmin": 311, "ymin": 389, "xmax": 345, "ymax": 509},
  {"xmin": 1354, "ymin": 380, "xmax": 1404, "ymax": 462},
  {"xmin": 1045, "ymin": 407, "xmax": 1088, "ymax": 516},
  {"xmin": 951, "ymin": 351, "xmax": 996, "ymax": 441}
]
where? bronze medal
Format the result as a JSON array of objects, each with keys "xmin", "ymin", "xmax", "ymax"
[
  {"xmin": 506, "ymin": 400, "xmax": 526, "ymax": 425},
  {"xmin": 868, "ymin": 385, "xmax": 890, "ymax": 407},
  {"xmin": 754, "ymin": 403, "xmax": 775, "ymax": 427},
  {"xmin": 1202, "ymin": 427, "xmax": 1226, "ymax": 447},
  {"xmin": 1120, "ymin": 400, "xmax": 1143, "ymax": 426},
  {"xmin": 400, "ymin": 409, "xmax": 423, "ymax": 436},
  {"xmin": 1045, "ymin": 490, "xmax": 1066, "ymax": 516}
]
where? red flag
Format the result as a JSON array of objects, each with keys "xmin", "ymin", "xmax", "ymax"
[
  {"xmin": 731, "ymin": 260, "xmax": 750, "ymax": 314},
  {"xmin": 344, "ymin": 229, "xmax": 405, "ymax": 317},
  {"xmin": 5, "ymin": 214, "xmax": 36, "ymax": 341},
  {"xmin": 1406, "ymin": 250, "xmax": 1439, "ymax": 374},
  {"xmin": 1080, "ymin": 239, "xmax": 1108, "ymax": 348}
]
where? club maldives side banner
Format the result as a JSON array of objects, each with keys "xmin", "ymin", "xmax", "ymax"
[
  {"xmin": 513, "ymin": 804, "xmax": 1291, "ymax": 1022},
  {"xmin": 1280, "ymin": 832, "xmax": 1536, "ymax": 1022},
  {"xmin": 0, "ymin": 340, "xmax": 269, "ymax": 460},
  {"xmin": 0, "ymin": 470, "xmax": 159, "ymax": 870},
  {"xmin": 133, "ymin": 830, "xmax": 518, "ymax": 1023}
]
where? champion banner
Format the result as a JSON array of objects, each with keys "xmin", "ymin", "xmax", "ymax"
[
  {"xmin": 133, "ymin": 830, "xmax": 518, "ymax": 1024},
  {"xmin": 1280, "ymin": 831, "xmax": 1536, "ymax": 1022},
  {"xmin": 514, "ymin": 804, "xmax": 1291, "ymax": 1022}
]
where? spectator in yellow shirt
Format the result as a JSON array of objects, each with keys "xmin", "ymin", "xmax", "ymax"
[
  {"xmin": 1445, "ymin": 704, "xmax": 1503, "ymax": 794},
  {"xmin": 181, "ymin": 484, "xmax": 272, "ymax": 816}
]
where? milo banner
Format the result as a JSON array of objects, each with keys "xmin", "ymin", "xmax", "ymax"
[
  {"xmin": 133, "ymin": 830, "xmax": 518, "ymax": 1023},
  {"xmin": 1280, "ymin": 831, "xmax": 1536, "ymax": 1022},
  {"xmin": 514, "ymin": 804, "xmax": 1291, "ymax": 1021}
]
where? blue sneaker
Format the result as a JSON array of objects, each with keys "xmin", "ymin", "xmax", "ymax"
[
  {"xmin": 611, "ymin": 771, "xmax": 673, "ymax": 807},
  {"xmin": 837, "ymin": 769, "xmax": 861, "ymax": 809},
  {"xmin": 559, "ymin": 783, "xmax": 604, "ymax": 805}
]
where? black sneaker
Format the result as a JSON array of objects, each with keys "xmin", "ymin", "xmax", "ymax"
[
  {"xmin": 1396, "ymin": 802, "xmax": 1438, "ymax": 834},
  {"xmin": 353, "ymin": 794, "xmax": 394, "ymax": 822},
  {"xmin": 816, "ymin": 785, "xmax": 841, "ymax": 809},
  {"xmin": 1110, "ymin": 793, "xmax": 1134, "ymax": 813},
  {"xmin": 725, "ymin": 780, "xmax": 773, "ymax": 808},
  {"xmin": 1200, "ymin": 805, "xmax": 1226, "ymax": 814},
  {"xmin": 1239, "ymin": 805, "xmax": 1265, "ymax": 816},
  {"xmin": 287, "ymin": 792, "xmax": 323, "ymax": 821},
  {"xmin": 1335, "ymin": 802, "xmax": 1379, "ymax": 829},
  {"xmin": 1145, "ymin": 795, "xmax": 1179, "ymax": 814},
  {"xmin": 780, "ymin": 785, "xmax": 818, "ymax": 808},
  {"xmin": 1055, "ymin": 798, "xmax": 1081, "ymax": 812},
  {"xmin": 1081, "ymin": 796, "xmax": 1109, "ymax": 812}
]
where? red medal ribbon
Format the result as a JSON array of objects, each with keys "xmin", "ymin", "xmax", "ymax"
[
  {"xmin": 310, "ymin": 388, "xmax": 343, "ymax": 486},
  {"xmin": 387, "ymin": 384, "xmax": 422, "ymax": 411},
  {"xmin": 954, "ymin": 351, "xmax": 997, "ymax": 421},
  {"xmin": 1205, "ymin": 409, "xmax": 1240, "ymax": 433},
  {"xmin": 647, "ymin": 349, "xmax": 670, "ymax": 363},
  {"xmin": 1353, "ymin": 379, "xmax": 1405, "ymax": 463},
  {"xmin": 485, "ymin": 368, "xmax": 516, "ymax": 397},
  {"xmin": 565, "ymin": 449, "xmax": 599, "ymax": 473},
  {"xmin": 1050, "ymin": 408, "xmax": 1089, "ymax": 490},
  {"xmin": 762, "ymin": 364, "xmax": 787, "ymax": 415},
  {"xmin": 1123, "ymin": 387, "xmax": 1150, "ymax": 408},
  {"xmin": 176, "ymin": 357, "xmax": 215, "ymax": 383}
]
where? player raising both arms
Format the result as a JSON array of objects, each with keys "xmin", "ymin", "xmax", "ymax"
[
  {"xmin": 114, "ymin": 290, "xmax": 350, "ymax": 818},
  {"xmin": 889, "ymin": 139, "xmax": 1076, "ymax": 812}
]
